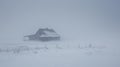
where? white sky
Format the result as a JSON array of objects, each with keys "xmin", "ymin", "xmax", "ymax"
[{"xmin": 0, "ymin": 0, "xmax": 120, "ymax": 44}]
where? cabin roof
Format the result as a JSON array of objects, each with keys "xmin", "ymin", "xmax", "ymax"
[{"xmin": 25, "ymin": 28, "xmax": 60, "ymax": 37}]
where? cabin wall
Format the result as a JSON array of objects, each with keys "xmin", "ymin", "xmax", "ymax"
[{"xmin": 28, "ymin": 36, "xmax": 60, "ymax": 41}]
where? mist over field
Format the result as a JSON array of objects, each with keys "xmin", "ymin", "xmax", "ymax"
[{"xmin": 0, "ymin": 0, "xmax": 120, "ymax": 67}]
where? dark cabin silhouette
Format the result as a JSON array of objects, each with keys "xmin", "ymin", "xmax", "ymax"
[{"xmin": 24, "ymin": 28, "xmax": 60, "ymax": 41}]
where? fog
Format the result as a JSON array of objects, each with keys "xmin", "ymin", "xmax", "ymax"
[
  {"xmin": 0, "ymin": 0, "xmax": 120, "ymax": 67},
  {"xmin": 0, "ymin": 0, "xmax": 120, "ymax": 44}
]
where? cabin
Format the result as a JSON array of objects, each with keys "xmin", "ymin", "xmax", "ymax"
[{"xmin": 24, "ymin": 28, "xmax": 60, "ymax": 41}]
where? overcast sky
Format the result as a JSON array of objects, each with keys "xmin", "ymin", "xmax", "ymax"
[{"xmin": 0, "ymin": 0, "xmax": 120, "ymax": 44}]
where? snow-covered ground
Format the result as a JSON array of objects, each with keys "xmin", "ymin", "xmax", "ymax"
[{"xmin": 0, "ymin": 41, "xmax": 119, "ymax": 67}]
